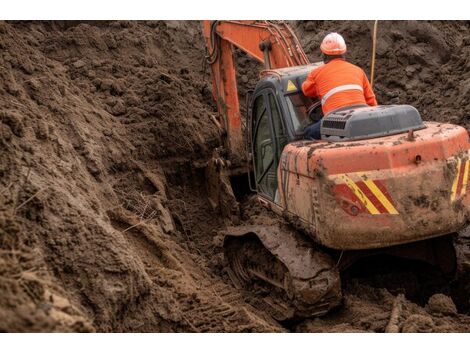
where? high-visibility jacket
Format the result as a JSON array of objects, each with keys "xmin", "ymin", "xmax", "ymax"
[{"xmin": 302, "ymin": 58, "xmax": 378, "ymax": 115}]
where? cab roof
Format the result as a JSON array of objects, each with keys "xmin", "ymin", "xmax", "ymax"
[{"xmin": 259, "ymin": 62, "xmax": 322, "ymax": 94}]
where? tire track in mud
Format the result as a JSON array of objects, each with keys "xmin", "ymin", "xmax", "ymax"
[
  {"xmin": 180, "ymin": 281, "xmax": 283, "ymax": 332},
  {"xmin": 108, "ymin": 208, "xmax": 283, "ymax": 332}
]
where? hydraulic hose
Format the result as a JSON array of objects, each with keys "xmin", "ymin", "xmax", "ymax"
[{"xmin": 370, "ymin": 20, "xmax": 378, "ymax": 88}]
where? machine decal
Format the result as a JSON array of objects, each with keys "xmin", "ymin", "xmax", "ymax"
[
  {"xmin": 286, "ymin": 80, "xmax": 297, "ymax": 92},
  {"xmin": 336, "ymin": 174, "xmax": 398, "ymax": 215},
  {"xmin": 451, "ymin": 158, "xmax": 470, "ymax": 201},
  {"xmin": 357, "ymin": 173, "xmax": 399, "ymax": 214}
]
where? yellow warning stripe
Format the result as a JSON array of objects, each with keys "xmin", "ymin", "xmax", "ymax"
[
  {"xmin": 358, "ymin": 174, "xmax": 399, "ymax": 214},
  {"xmin": 339, "ymin": 174, "xmax": 380, "ymax": 215},
  {"xmin": 460, "ymin": 159, "xmax": 469, "ymax": 197},
  {"xmin": 451, "ymin": 158, "xmax": 462, "ymax": 202}
]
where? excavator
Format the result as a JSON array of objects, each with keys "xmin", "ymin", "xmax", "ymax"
[{"xmin": 202, "ymin": 20, "xmax": 470, "ymax": 320}]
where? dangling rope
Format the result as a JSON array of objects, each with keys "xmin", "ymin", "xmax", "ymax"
[{"xmin": 370, "ymin": 20, "xmax": 378, "ymax": 88}]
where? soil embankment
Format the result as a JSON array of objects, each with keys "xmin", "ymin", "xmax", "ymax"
[{"xmin": 1, "ymin": 20, "xmax": 469, "ymax": 332}]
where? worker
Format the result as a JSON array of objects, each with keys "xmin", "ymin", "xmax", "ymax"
[{"xmin": 302, "ymin": 32, "xmax": 378, "ymax": 140}]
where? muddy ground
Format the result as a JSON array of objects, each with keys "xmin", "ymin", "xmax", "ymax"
[{"xmin": 0, "ymin": 20, "xmax": 469, "ymax": 332}]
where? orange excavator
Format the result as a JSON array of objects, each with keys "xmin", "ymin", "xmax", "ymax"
[{"xmin": 202, "ymin": 20, "xmax": 470, "ymax": 320}]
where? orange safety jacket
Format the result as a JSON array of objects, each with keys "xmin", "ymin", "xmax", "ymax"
[{"xmin": 302, "ymin": 58, "xmax": 378, "ymax": 115}]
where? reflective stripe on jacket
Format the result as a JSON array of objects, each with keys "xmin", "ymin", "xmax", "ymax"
[{"xmin": 301, "ymin": 59, "xmax": 378, "ymax": 115}]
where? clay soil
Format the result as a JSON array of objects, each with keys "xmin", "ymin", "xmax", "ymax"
[{"xmin": 0, "ymin": 20, "xmax": 469, "ymax": 332}]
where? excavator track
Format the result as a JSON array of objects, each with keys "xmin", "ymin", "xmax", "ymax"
[{"xmin": 223, "ymin": 224, "xmax": 342, "ymax": 321}]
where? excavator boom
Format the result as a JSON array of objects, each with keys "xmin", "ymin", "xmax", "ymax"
[{"xmin": 202, "ymin": 20, "xmax": 309, "ymax": 159}]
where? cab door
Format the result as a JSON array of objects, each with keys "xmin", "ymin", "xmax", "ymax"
[{"xmin": 251, "ymin": 89, "xmax": 288, "ymax": 201}]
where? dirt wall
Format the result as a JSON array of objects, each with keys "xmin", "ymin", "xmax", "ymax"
[{"xmin": 1, "ymin": 20, "xmax": 469, "ymax": 332}]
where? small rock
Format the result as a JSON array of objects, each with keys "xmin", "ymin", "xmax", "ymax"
[
  {"xmin": 111, "ymin": 80, "xmax": 124, "ymax": 95},
  {"xmin": 159, "ymin": 73, "xmax": 173, "ymax": 84},
  {"xmin": 386, "ymin": 90, "xmax": 399, "ymax": 98},
  {"xmin": 87, "ymin": 70, "xmax": 96, "ymax": 79},
  {"xmin": 0, "ymin": 124, "xmax": 13, "ymax": 142},
  {"xmin": 426, "ymin": 294, "xmax": 457, "ymax": 316},
  {"xmin": 390, "ymin": 29, "xmax": 404, "ymax": 40},
  {"xmin": 157, "ymin": 202, "xmax": 175, "ymax": 234},
  {"xmin": 19, "ymin": 141, "xmax": 34, "ymax": 154},
  {"xmin": 104, "ymin": 34, "xmax": 118, "ymax": 49},
  {"xmin": 124, "ymin": 93, "xmax": 140, "ymax": 106},
  {"xmin": 1, "ymin": 111, "xmax": 25, "ymax": 137},
  {"xmin": 111, "ymin": 100, "xmax": 127, "ymax": 116},
  {"xmin": 447, "ymin": 115, "xmax": 460, "ymax": 124},
  {"xmin": 100, "ymin": 78, "xmax": 114, "ymax": 91},
  {"xmin": 73, "ymin": 59, "xmax": 86, "ymax": 69},
  {"xmin": 91, "ymin": 59, "xmax": 103, "ymax": 68},
  {"xmin": 105, "ymin": 96, "xmax": 116, "ymax": 107},
  {"xmin": 212, "ymin": 233, "xmax": 224, "ymax": 247},
  {"xmin": 87, "ymin": 164, "xmax": 101, "ymax": 177},
  {"xmin": 405, "ymin": 65, "xmax": 416, "ymax": 74},
  {"xmin": 304, "ymin": 22, "xmax": 316, "ymax": 32},
  {"xmin": 6, "ymin": 81, "xmax": 21, "ymax": 96},
  {"xmin": 25, "ymin": 78, "xmax": 40, "ymax": 92},
  {"xmin": 21, "ymin": 60, "xmax": 35, "ymax": 74},
  {"xmin": 419, "ymin": 71, "xmax": 434, "ymax": 84},
  {"xmin": 376, "ymin": 39, "xmax": 390, "ymax": 56},
  {"xmin": 405, "ymin": 84, "xmax": 414, "ymax": 91},
  {"xmin": 0, "ymin": 22, "xmax": 7, "ymax": 34},
  {"xmin": 462, "ymin": 35, "xmax": 470, "ymax": 46},
  {"xmin": 405, "ymin": 66, "xmax": 416, "ymax": 77},
  {"xmin": 35, "ymin": 120, "xmax": 49, "ymax": 140}
]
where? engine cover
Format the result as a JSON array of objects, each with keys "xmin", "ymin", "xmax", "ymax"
[
  {"xmin": 278, "ymin": 122, "xmax": 470, "ymax": 250},
  {"xmin": 321, "ymin": 104, "xmax": 425, "ymax": 141}
]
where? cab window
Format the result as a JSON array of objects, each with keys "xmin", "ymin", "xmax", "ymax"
[
  {"xmin": 286, "ymin": 93, "xmax": 315, "ymax": 133},
  {"xmin": 269, "ymin": 94, "xmax": 288, "ymax": 159},
  {"xmin": 252, "ymin": 94, "xmax": 277, "ymax": 200}
]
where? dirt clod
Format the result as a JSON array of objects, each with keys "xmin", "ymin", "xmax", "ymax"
[
  {"xmin": 426, "ymin": 294, "xmax": 458, "ymax": 316},
  {"xmin": 402, "ymin": 314, "xmax": 435, "ymax": 333}
]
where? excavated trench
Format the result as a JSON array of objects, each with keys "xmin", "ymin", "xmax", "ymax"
[
  {"xmin": 1, "ymin": 20, "xmax": 470, "ymax": 332},
  {"xmin": 343, "ymin": 255, "xmax": 458, "ymax": 309}
]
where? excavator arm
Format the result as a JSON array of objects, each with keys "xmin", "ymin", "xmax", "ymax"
[{"xmin": 202, "ymin": 20, "xmax": 309, "ymax": 160}]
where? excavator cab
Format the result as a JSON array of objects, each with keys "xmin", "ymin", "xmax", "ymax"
[{"xmin": 249, "ymin": 64, "xmax": 324, "ymax": 201}]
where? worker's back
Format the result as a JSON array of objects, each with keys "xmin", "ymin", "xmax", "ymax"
[{"xmin": 302, "ymin": 58, "xmax": 377, "ymax": 115}]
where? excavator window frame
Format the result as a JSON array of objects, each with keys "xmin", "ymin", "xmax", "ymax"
[
  {"xmin": 250, "ymin": 85, "xmax": 288, "ymax": 201},
  {"xmin": 251, "ymin": 75, "xmax": 320, "ymax": 144}
]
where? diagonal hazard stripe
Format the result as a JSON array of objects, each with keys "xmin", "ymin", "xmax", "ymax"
[
  {"xmin": 356, "ymin": 181, "xmax": 388, "ymax": 214},
  {"xmin": 451, "ymin": 158, "xmax": 462, "ymax": 201},
  {"xmin": 338, "ymin": 174, "xmax": 380, "ymax": 215},
  {"xmin": 460, "ymin": 160, "xmax": 469, "ymax": 197},
  {"xmin": 358, "ymin": 174, "xmax": 399, "ymax": 214}
]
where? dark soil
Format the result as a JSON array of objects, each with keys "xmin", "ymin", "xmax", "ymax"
[{"xmin": 1, "ymin": 20, "xmax": 469, "ymax": 332}]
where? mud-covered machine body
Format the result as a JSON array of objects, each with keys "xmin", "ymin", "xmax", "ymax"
[{"xmin": 202, "ymin": 21, "xmax": 470, "ymax": 320}]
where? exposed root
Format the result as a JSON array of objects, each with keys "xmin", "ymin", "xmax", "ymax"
[{"xmin": 385, "ymin": 294, "xmax": 404, "ymax": 333}]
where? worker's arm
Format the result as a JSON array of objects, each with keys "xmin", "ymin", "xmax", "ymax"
[
  {"xmin": 362, "ymin": 72, "xmax": 378, "ymax": 106},
  {"xmin": 301, "ymin": 71, "xmax": 318, "ymax": 98}
]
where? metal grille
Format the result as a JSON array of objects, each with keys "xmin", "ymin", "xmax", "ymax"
[{"xmin": 322, "ymin": 119, "xmax": 347, "ymax": 130}]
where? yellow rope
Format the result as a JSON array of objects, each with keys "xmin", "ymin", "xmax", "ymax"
[{"xmin": 370, "ymin": 20, "xmax": 378, "ymax": 88}]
